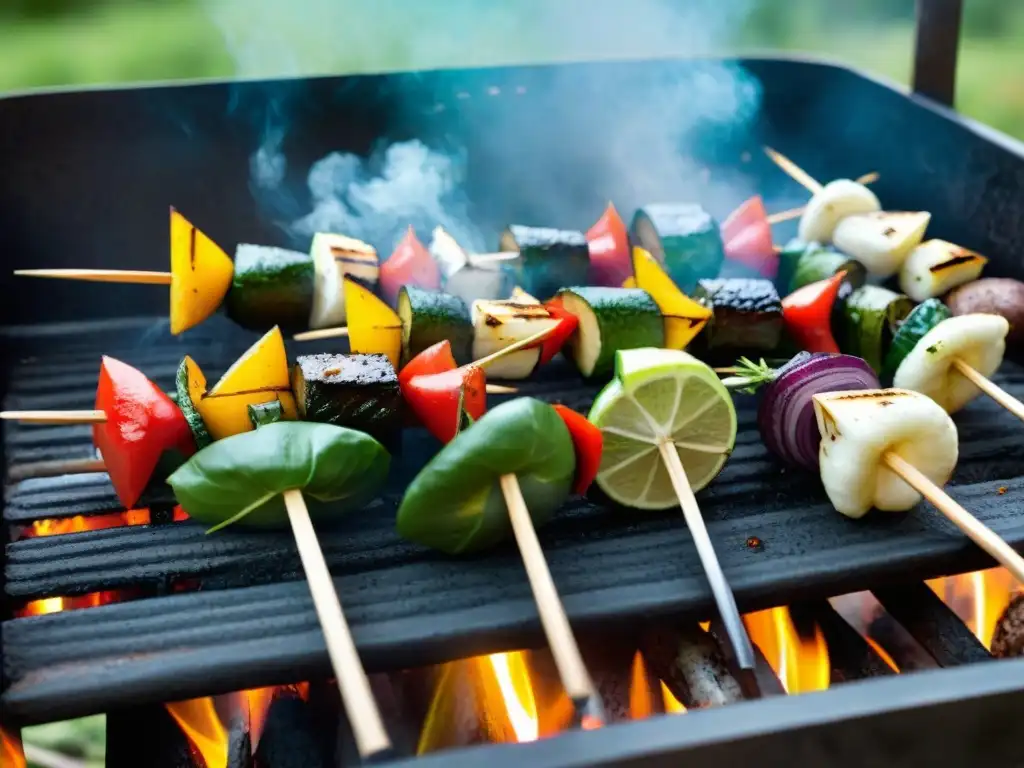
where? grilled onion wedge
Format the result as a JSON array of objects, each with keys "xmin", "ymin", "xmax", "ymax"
[
  {"xmin": 832, "ymin": 211, "xmax": 931, "ymax": 278},
  {"xmin": 798, "ymin": 179, "xmax": 881, "ymax": 244},
  {"xmin": 899, "ymin": 239, "xmax": 988, "ymax": 302}
]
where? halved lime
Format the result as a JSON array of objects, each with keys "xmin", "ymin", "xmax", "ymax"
[{"xmin": 588, "ymin": 348, "xmax": 737, "ymax": 510}]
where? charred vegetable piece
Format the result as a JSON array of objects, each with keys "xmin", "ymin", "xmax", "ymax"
[
  {"xmin": 832, "ymin": 211, "xmax": 931, "ymax": 278},
  {"xmin": 631, "ymin": 204, "xmax": 726, "ymax": 292},
  {"xmin": 840, "ymin": 285, "xmax": 914, "ymax": 374},
  {"xmin": 344, "ymin": 276, "xmax": 402, "ymax": 371},
  {"xmin": 226, "ymin": 245, "xmax": 315, "ymax": 332},
  {"xmin": 880, "ymin": 299, "xmax": 952, "ymax": 384},
  {"xmin": 471, "ymin": 299, "xmax": 559, "ymax": 379},
  {"xmin": 397, "ymin": 286, "xmax": 472, "ymax": 366},
  {"xmin": 169, "ymin": 208, "xmax": 235, "ymax": 335},
  {"xmin": 195, "ymin": 326, "xmax": 298, "ymax": 440},
  {"xmin": 176, "ymin": 355, "xmax": 212, "ymax": 449},
  {"xmin": 694, "ymin": 278, "xmax": 783, "ymax": 353},
  {"xmin": 498, "ymin": 225, "xmax": 590, "ymax": 301},
  {"xmin": 380, "ymin": 227, "xmax": 440, "ymax": 306},
  {"xmin": 248, "ymin": 401, "xmax": 284, "ymax": 428},
  {"xmin": 899, "ymin": 239, "xmax": 988, "ymax": 302},
  {"xmin": 291, "ymin": 353, "xmax": 403, "ymax": 448},
  {"xmin": 555, "ymin": 287, "xmax": 665, "ymax": 379},
  {"xmin": 586, "ymin": 203, "xmax": 632, "ymax": 287},
  {"xmin": 308, "ymin": 233, "xmax": 379, "ymax": 329},
  {"xmin": 631, "ymin": 246, "xmax": 712, "ymax": 351},
  {"xmin": 95, "ymin": 356, "xmax": 196, "ymax": 509},
  {"xmin": 169, "ymin": 422, "xmax": 390, "ymax": 532},
  {"xmin": 396, "ymin": 398, "xmax": 575, "ymax": 554},
  {"xmin": 790, "ymin": 242, "xmax": 866, "ymax": 297}
]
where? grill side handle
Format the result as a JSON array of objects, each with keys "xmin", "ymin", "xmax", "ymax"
[{"xmin": 913, "ymin": 0, "xmax": 964, "ymax": 106}]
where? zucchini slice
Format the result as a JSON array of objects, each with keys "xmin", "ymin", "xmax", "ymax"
[
  {"xmin": 630, "ymin": 204, "xmax": 725, "ymax": 292},
  {"xmin": 880, "ymin": 298, "xmax": 952, "ymax": 384},
  {"xmin": 841, "ymin": 285, "xmax": 914, "ymax": 374},
  {"xmin": 248, "ymin": 400, "xmax": 284, "ymax": 429},
  {"xmin": 899, "ymin": 239, "xmax": 988, "ymax": 303},
  {"xmin": 555, "ymin": 287, "xmax": 664, "ymax": 379},
  {"xmin": 308, "ymin": 233, "xmax": 379, "ymax": 329},
  {"xmin": 226, "ymin": 245, "xmax": 315, "ymax": 332},
  {"xmin": 693, "ymin": 278, "xmax": 783, "ymax": 353},
  {"xmin": 790, "ymin": 243, "xmax": 867, "ymax": 297},
  {"xmin": 398, "ymin": 286, "xmax": 473, "ymax": 366},
  {"xmin": 291, "ymin": 353, "xmax": 403, "ymax": 448},
  {"xmin": 832, "ymin": 211, "xmax": 931, "ymax": 278},
  {"xmin": 498, "ymin": 225, "xmax": 589, "ymax": 301},
  {"xmin": 175, "ymin": 355, "xmax": 212, "ymax": 449},
  {"xmin": 471, "ymin": 299, "xmax": 559, "ymax": 379}
]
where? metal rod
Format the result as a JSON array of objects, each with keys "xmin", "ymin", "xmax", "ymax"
[{"xmin": 913, "ymin": 0, "xmax": 964, "ymax": 106}]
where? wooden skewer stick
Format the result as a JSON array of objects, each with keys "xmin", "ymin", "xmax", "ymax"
[
  {"xmin": 0, "ymin": 410, "xmax": 106, "ymax": 424},
  {"xmin": 765, "ymin": 171, "xmax": 881, "ymax": 226},
  {"xmin": 763, "ymin": 147, "xmax": 823, "ymax": 195},
  {"xmin": 282, "ymin": 488, "xmax": 393, "ymax": 760},
  {"xmin": 473, "ymin": 325, "xmax": 556, "ymax": 371},
  {"xmin": 499, "ymin": 473, "xmax": 605, "ymax": 727},
  {"xmin": 294, "ymin": 326, "xmax": 350, "ymax": 342},
  {"xmin": 951, "ymin": 358, "xmax": 1024, "ymax": 422},
  {"xmin": 882, "ymin": 452, "xmax": 1024, "ymax": 582},
  {"xmin": 657, "ymin": 440, "xmax": 757, "ymax": 673},
  {"xmin": 14, "ymin": 269, "xmax": 173, "ymax": 285}
]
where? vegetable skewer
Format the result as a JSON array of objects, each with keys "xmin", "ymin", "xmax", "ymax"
[
  {"xmin": 763, "ymin": 171, "xmax": 881, "ymax": 225},
  {"xmin": 765, "ymin": 151, "xmax": 1024, "ymax": 423}
]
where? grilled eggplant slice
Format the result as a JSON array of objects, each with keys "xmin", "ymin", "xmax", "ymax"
[
  {"xmin": 555, "ymin": 287, "xmax": 664, "ymax": 379},
  {"xmin": 693, "ymin": 278, "xmax": 783, "ymax": 353},
  {"xmin": 471, "ymin": 299, "xmax": 560, "ymax": 379},
  {"xmin": 899, "ymin": 239, "xmax": 988, "ymax": 302},
  {"xmin": 499, "ymin": 225, "xmax": 589, "ymax": 301},
  {"xmin": 631, "ymin": 204, "xmax": 725, "ymax": 292},
  {"xmin": 226, "ymin": 245, "xmax": 315, "ymax": 332},
  {"xmin": 291, "ymin": 353, "xmax": 402, "ymax": 448},
  {"xmin": 308, "ymin": 233, "xmax": 379, "ymax": 328},
  {"xmin": 398, "ymin": 286, "xmax": 473, "ymax": 365}
]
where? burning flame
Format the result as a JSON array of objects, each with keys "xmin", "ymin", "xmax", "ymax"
[
  {"xmin": 488, "ymin": 653, "xmax": 538, "ymax": 742},
  {"xmin": 17, "ymin": 590, "xmax": 124, "ymax": 618},
  {"xmin": 661, "ymin": 683, "xmax": 686, "ymax": 713},
  {"xmin": 629, "ymin": 651, "xmax": 654, "ymax": 720},
  {"xmin": 0, "ymin": 726, "xmax": 26, "ymax": 768},
  {"xmin": 928, "ymin": 566, "xmax": 1021, "ymax": 650},
  {"xmin": 167, "ymin": 697, "xmax": 228, "ymax": 768},
  {"xmin": 744, "ymin": 607, "xmax": 830, "ymax": 694},
  {"xmin": 25, "ymin": 509, "xmax": 151, "ymax": 538}
]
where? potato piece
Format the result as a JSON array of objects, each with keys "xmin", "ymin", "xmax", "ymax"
[{"xmin": 945, "ymin": 277, "xmax": 1024, "ymax": 350}]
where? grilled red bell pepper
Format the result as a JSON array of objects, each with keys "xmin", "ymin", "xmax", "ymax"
[
  {"xmin": 781, "ymin": 270, "xmax": 847, "ymax": 354},
  {"xmin": 586, "ymin": 202, "xmax": 631, "ymax": 287},
  {"xmin": 538, "ymin": 301, "xmax": 580, "ymax": 365},
  {"xmin": 380, "ymin": 226, "xmax": 441, "ymax": 306},
  {"xmin": 721, "ymin": 195, "xmax": 777, "ymax": 279},
  {"xmin": 400, "ymin": 341, "xmax": 488, "ymax": 443},
  {"xmin": 551, "ymin": 404, "xmax": 603, "ymax": 495},
  {"xmin": 93, "ymin": 356, "xmax": 196, "ymax": 509}
]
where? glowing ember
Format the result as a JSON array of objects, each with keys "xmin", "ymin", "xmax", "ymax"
[
  {"xmin": 17, "ymin": 589, "xmax": 127, "ymax": 618},
  {"xmin": 488, "ymin": 652, "xmax": 538, "ymax": 743},
  {"xmin": 166, "ymin": 697, "xmax": 228, "ymax": 768},
  {"xmin": 928, "ymin": 566, "xmax": 1022, "ymax": 650},
  {"xmin": 744, "ymin": 607, "xmax": 830, "ymax": 694},
  {"xmin": 25, "ymin": 509, "xmax": 151, "ymax": 538},
  {"xmin": 628, "ymin": 651, "xmax": 655, "ymax": 720},
  {"xmin": 0, "ymin": 725, "xmax": 26, "ymax": 768},
  {"xmin": 863, "ymin": 635, "xmax": 900, "ymax": 673}
]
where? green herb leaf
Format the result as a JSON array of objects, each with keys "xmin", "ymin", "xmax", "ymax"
[
  {"xmin": 168, "ymin": 421, "xmax": 390, "ymax": 532},
  {"xmin": 720, "ymin": 356, "xmax": 777, "ymax": 393},
  {"xmin": 397, "ymin": 397, "xmax": 575, "ymax": 554}
]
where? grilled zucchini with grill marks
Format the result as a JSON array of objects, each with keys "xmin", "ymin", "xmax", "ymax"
[
  {"xmin": 631, "ymin": 204, "xmax": 725, "ymax": 292},
  {"xmin": 499, "ymin": 225, "xmax": 590, "ymax": 300},
  {"xmin": 693, "ymin": 278, "xmax": 783, "ymax": 353},
  {"xmin": 291, "ymin": 353, "xmax": 403, "ymax": 448},
  {"xmin": 841, "ymin": 285, "xmax": 914, "ymax": 374},
  {"xmin": 398, "ymin": 286, "xmax": 473, "ymax": 366},
  {"xmin": 226, "ymin": 245, "xmax": 315, "ymax": 332},
  {"xmin": 555, "ymin": 287, "xmax": 664, "ymax": 379},
  {"xmin": 899, "ymin": 239, "xmax": 987, "ymax": 302}
]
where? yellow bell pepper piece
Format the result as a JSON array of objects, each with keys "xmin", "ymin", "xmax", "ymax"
[
  {"xmin": 195, "ymin": 326, "xmax": 297, "ymax": 440},
  {"xmin": 169, "ymin": 208, "xmax": 235, "ymax": 335},
  {"xmin": 344, "ymin": 277, "xmax": 402, "ymax": 370},
  {"xmin": 632, "ymin": 247, "xmax": 712, "ymax": 350},
  {"xmin": 621, "ymin": 277, "xmax": 637, "ymax": 288}
]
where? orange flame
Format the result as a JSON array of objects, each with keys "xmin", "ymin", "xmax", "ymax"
[
  {"xmin": 660, "ymin": 682, "xmax": 687, "ymax": 714},
  {"xmin": 239, "ymin": 686, "xmax": 277, "ymax": 751},
  {"xmin": 25, "ymin": 509, "xmax": 151, "ymax": 538},
  {"xmin": 863, "ymin": 635, "xmax": 900, "ymax": 673},
  {"xmin": 928, "ymin": 566, "xmax": 1021, "ymax": 650},
  {"xmin": 744, "ymin": 607, "xmax": 830, "ymax": 694},
  {"xmin": 488, "ymin": 653, "xmax": 538, "ymax": 742},
  {"xmin": 166, "ymin": 697, "xmax": 228, "ymax": 768},
  {"xmin": 628, "ymin": 651, "xmax": 655, "ymax": 720},
  {"xmin": 0, "ymin": 725, "xmax": 26, "ymax": 768},
  {"xmin": 17, "ymin": 589, "xmax": 126, "ymax": 618}
]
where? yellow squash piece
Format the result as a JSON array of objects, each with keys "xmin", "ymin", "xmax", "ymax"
[
  {"xmin": 631, "ymin": 247, "xmax": 712, "ymax": 350},
  {"xmin": 622, "ymin": 277, "xmax": 637, "ymax": 288},
  {"xmin": 195, "ymin": 326, "xmax": 298, "ymax": 440},
  {"xmin": 344, "ymin": 276, "xmax": 402, "ymax": 370},
  {"xmin": 169, "ymin": 208, "xmax": 235, "ymax": 335}
]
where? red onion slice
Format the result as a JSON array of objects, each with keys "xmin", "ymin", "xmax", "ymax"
[{"xmin": 757, "ymin": 353, "xmax": 879, "ymax": 471}]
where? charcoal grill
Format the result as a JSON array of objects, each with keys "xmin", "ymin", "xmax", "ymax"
[{"xmin": 4, "ymin": 1, "xmax": 1024, "ymax": 765}]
